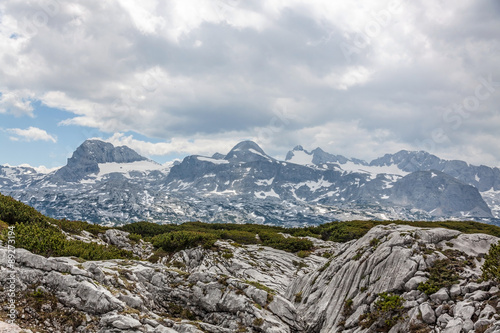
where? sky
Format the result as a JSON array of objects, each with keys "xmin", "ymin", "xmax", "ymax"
[{"xmin": 0, "ymin": 0, "xmax": 499, "ymax": 169}]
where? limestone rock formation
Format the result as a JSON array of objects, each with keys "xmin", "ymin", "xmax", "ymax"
[{"xmin": 1, "ymin": 224, "xmax": 500, "ymax": 332}]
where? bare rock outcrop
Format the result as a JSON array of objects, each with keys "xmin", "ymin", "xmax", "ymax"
[{"xmin": 1, "ymin": 224, "xmax": 500, "ymax": 332}]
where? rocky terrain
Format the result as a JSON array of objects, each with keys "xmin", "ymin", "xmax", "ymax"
[
  {"xmin": 1, "ymin": 140, "xmax": 500, "ymax": 226},
  {"xmin": 2, "ymin": 223, "xmax": 500, "ymax": 332}
]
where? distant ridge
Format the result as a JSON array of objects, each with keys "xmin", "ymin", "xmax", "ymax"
[
  {"xmin": 0, "ymin": 139, "xmax": 499, "ymax": 225},
  {"xmin": 51, "ymin": 140, "xmax": 148, "ymax": 182}
]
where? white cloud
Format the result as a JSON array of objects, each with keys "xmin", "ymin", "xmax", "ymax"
[
  {"xmin": 7, "ymin": 127, "xmax": 57, "ymax": 143},
  {"xmin": 0, "ymin": 91, "xmax": 35, "ymax": 117},
  {"xmin": 0, "ymin": 0, "xmax": 499, "ymax": 166},
  {"xmin": 102, "ymin": 132, "xmax": 244, "ymax": 157}
]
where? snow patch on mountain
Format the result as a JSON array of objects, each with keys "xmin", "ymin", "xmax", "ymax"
[
  {"xmin": 339, "ymin": 161, "xmax": 409, "ymax": 177},
  {"xmin": 287, "ymin": 149, "xmax": 314, "ymax": 165},
  {"xmin": 197, "ymin": 156, "xmax": 230, "ymax": 164},
  {"xmin": 255, "ymin": 189, "xmax": 280, "ymax": 199},
  {"xmin": 96, "ymin": 160, "xmax": 169, "ymax": 178},
  {"xmin": 255, "ymin": 178, "xmax": 274, "ymax": 186}
]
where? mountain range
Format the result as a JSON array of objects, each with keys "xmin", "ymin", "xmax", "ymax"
[{"xmin": 1, "ymin": 139, "xmax": 499, "ymax": 226}]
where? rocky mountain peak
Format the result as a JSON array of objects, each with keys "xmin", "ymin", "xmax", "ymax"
[
  {"xmin": 224, "ymin": 140, "xmax": 272, "ymax": 163},
  {"xmin": 211, "ymin": 152, "xmax": 225, "ymax": 160},
  {"xmin": 51, "ymin": 140, "xmax": 147, "ymax": 182},
  {"xmin": 370, "ymin": 150, "xmax": 442, "ymax": 171},
  {"xmin": 69, "ymin": 140, "xmax": 147, "ymax": 165}
]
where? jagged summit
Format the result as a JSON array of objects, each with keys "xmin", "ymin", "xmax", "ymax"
[
  {"xmin": 224, "ymin": 140, "xmax": 273, "ymax": 163},
  {"xmin": 211, "ymin": 152, "xmax": 225, "ymax": 160},
  {"xmin": 369, "ymin": 150, "xmax": 441, "ymax": 170},
  {"xmin": 69, "ymin": 140, "xmax": 147, "ymax": 165},
  {"xmin": 285, "ymin": 145, "xmax": 352, "ymax": 166},
  {"xmin": 51, "ymin": 140, "xmax": 148, "ymax": 182}
]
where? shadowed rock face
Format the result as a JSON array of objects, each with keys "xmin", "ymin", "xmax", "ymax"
[
  {"xmin": 52, "ymin": 140, "xmax": 148, "ymax": 182},
  {"xmin": 2, "ymin": 224, "xmax": 500, "ymax": 332},
  {"xmin": 371, "ymin": 150, "xmax": 500, "ymax": 192},
  {"xmin": 388, "ymin": 170, "xmax": 493, "ymax": 218}
]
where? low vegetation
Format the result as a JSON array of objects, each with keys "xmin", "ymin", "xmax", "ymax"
[
  {"xmin": 360, "ymin": 292, "xmax": 405, "ymax": 331},
  {"xmin": 418, "ymin": 249, "xmax": 473, "ymax": 295},
  {"xmin": 3, "ymin": 192, "xmax": 500, "ymax": 265},
  {"xmin": 482, "ymin": 240, "xmax": 500, "ymax": 283},
  {"xmin": 0, "ymin": 193, "xmax": 133, "ymax": 260},
  {"xmin": 121, "ymin": 221, "xmax": 314, "ymax": 253}
]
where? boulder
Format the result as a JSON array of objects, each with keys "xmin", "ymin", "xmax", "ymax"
[
  {"xmin": 443, "ymin": 318, "xmax": 464, "ymax": 333},
  {"xmin": 430, "ymin": 288, "xmax": 450, "ymax": 303},
  {"xmin": 419, "ymin": 302, "xmax": 436, "ymax": 324},
  {"xmin": 405, "ymin": 276, "xmax": 427, "ymax": 291}
]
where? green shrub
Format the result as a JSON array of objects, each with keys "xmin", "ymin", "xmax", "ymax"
[
  {"xmin": 297, "ymin": 250, "xmax": 311, "ymax": 258},
  {"xmin": 259, "ymin": 232, "xmax": 314, "ymax": 253},
  {"xmin": 0, "ymin": 193, "xmax": 47, "ymax": 226},
  {"xmin": 218, "ymin": 230, "xmax": 259, "ymax": 244},
  {"xmin": 482, "ymin": 240, "xmax": 500, "ymax": 283},
  {"xmin": 253, "ymin": 318, "xmax": 264, "ymax": 326},
  {"xmin": 418, "ymin": 250, "xmax": 471, "ymax": 295},
  {"xmin": 370, "ymin": 238, "xmax": 381, "ymax": 247},
  {"xmin": 128, "ymin": 233, "xmax": 142, "ymax": 242},
  {"xmin": 360, "ymin": 292, "xmax": 405, "ymax": 330},
  {"xmin": 343, "ymin": 298, "xmax": 353, "ymax": 316},
  {"xmin": 0, "ymin": 222, "xmax": 133, "ymax": 260},
  {"xmin": 221, "ymin": 249, "xmax": 234, "ymax": 259},
  {"xmin": 151, "ymin": 231, "xmax": 217, "ymax": 253}
]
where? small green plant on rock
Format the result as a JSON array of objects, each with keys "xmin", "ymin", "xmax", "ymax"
[
  {"xmin": 297, "ymin": 250, "xmax": 311, "ymax": 258},
  {"xmin": 360, "ymin": 292, "xmax": 405, "ymax": 331},
  {"xmin": 253, "ymin": 318, "xmax": 264, "ymax": 326},
  {"xmin": 352, "ymin": 250, "xmax": 363, "ymax": 261},
  {"xmin": 343, "ymin": 298, "xmax": 354, "ymax": 316},
  {"xmin": 418, "ymin": 250, "xmax": 472, "ymax": 295},
  {"xmin": 221, "ymin": 249, "xmax": 234, "ymax": 259},
  {"xmin": 482, "ymin": 240, "xmax": 500, "ymax": 283},
  {"xmin": 370, "ymin": 238, "xmax": 381, "ymax": 248},
  {"xmin": 294, "ymin": 291, "xmax": 303, "ymax": 303}
]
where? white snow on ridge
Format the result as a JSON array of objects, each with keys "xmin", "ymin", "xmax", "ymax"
[
  {"xmin": 255, "ymin": 177, "xmax": 274, "ymax": 186},
  {"xmin": 287, "ymin": 150, "xmax": 314, "ymax": 165},
  {"xmin": 97, "ymin": 160, "xmax": 168, "ymax": 177},
  {"xmin": 255, "ymin": 188, "xmax": 280, "ymax": 199},
  {"xmin": 295, "ymin": 177, "xmax": 333, "ymax": 191},
  {"xmin": 248, "ymin": 148, "xmax": 272, "ymax": 160},
  {"xmin": 339, "ymin": 161, "xmax": 409, "ymax": 177},
  {"xmin": 197, "ymin": 156, "xmax": 229, "ymax": 164}
]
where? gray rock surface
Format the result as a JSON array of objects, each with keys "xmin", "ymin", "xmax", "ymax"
[
  {"xmin": 1, "ymin": 224, "xmax": 500, "ymax": 332},
  {"xmin": 420, "ymin": 302, "xmax": 436, "ymax": 324}
]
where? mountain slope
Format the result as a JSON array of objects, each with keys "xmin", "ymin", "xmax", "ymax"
[
  {"xmin": 2, "ymin": 210, "xmax": 500, "ymax": 332},
  {"xmin": 51, "ymin": 140, "xmax": 150, "ymax": 182},
  {"xmin": 0, "ymin": 140, "xmax": 498, "ymax": 224}
]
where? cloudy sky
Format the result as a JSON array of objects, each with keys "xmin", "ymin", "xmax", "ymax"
[{"xmin": 1, "ymin": 0, "xmax": 499, "ymax": 169}]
